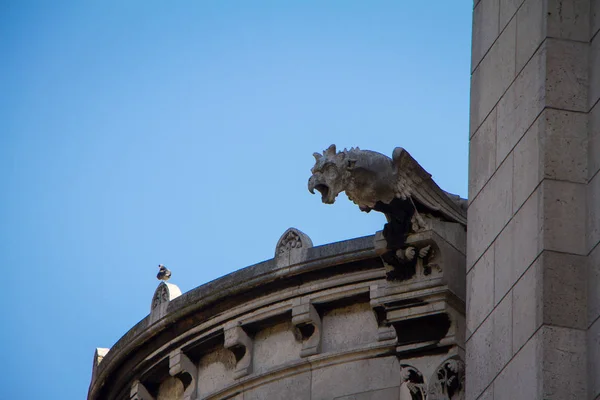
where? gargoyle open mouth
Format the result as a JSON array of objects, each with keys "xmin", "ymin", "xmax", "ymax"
[{"xmin": 314, "ymin": 184, "xmax": 332, "ymax": 204}]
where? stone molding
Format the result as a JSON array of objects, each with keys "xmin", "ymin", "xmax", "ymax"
[
  {"xmin": 89, "ymin": 219, "xmax": 465, "ymax": 400},
  {"xmin": 91, "ymin": 347, "xmax": 109, "ymax": 383},
  {"xmin": 130, "ymin": 380, "xmax": 154, "ymax": 400},
  {"xmin": 292, "ymin": 297, "xmax": 322, "ymax": 357},
  {"xmin": 168, "ymin": 349, "xmax": 197, "ymax": 400},
  {"xmin": 224, "ymin": 322, "xmax": 253, "ymax": 379}
]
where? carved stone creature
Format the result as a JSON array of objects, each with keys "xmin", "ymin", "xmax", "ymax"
[{"xmin": 308, "ymin": 144, "xmax": 466, "ymax": 250}]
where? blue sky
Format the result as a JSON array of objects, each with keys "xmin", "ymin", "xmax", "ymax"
[{"xmin": 0, "ymin": 2, "xmax": 472, "ymax": 398}]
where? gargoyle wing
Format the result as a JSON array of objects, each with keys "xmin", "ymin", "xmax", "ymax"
[{"xmin": 392, "ymin": 147, "xmax": 467, "ymax": 226}]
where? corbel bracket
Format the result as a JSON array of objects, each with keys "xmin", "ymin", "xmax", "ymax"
[
  {"xmin": 130, "ymin": 380, "xmax": 155, "ymax": 400},
  {"xmin": 224, "ymin": 322, "xmax": 253, "ymax": 379},
  {"xmin": 169, "ymin": 349, "xmax": 197, "ymax": 400},
  {"xmin": 292, "ymin": 298, "xmax": 322, "ymax": 357},
  {"xmin": 369, "ymin": 285, "xmax": 397, "ymax": 342}
]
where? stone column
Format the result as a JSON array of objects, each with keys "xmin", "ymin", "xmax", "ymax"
[
  {"xmin": 588, "ymin": 0, "xmax": 600, "ymax": 397},
  {"xmin": 468, "ymin": 0, "xmax": 596, "ymax": 399}
]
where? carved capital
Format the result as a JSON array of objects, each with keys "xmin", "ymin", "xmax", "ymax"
[
  {"xmin": 399, "ymin": 365, "xmax": 427, "ymax": 400},
  {"xmin": 292, "ymin": 298, "xmax": 322, "ymax": 357},
  {"xmin": 224, "ymin": 322, "xmax": 253, "ymax": 378},
  {"xmin": 130, "ymin": 380, "xmax": 155, "ymax": 400},
  {"xmin": 169, "ymin": 349, "xmax": 197, "ymax": 400},
  {"xmin": 428, "ymin": 357, "xmax": 465, "ymax": 400}
]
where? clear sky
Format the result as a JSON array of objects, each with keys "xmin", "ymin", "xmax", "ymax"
[{"xmin": 0, "ymin": 2, "xmax": 472, "ymax": 399}]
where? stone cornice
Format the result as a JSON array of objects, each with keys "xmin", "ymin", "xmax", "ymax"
[{"xmin": 89, "ymin": 234, "xmax": 381, "ymax": 400}]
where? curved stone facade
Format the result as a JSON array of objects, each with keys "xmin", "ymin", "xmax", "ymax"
[{"xmin": 89, "ymin": 222, "xmax": 466, "ymax": 400}]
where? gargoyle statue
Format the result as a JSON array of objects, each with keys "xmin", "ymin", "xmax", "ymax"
[{"xmin": 308, "ymin": 144, "xmax": 466, "ymax": 278}]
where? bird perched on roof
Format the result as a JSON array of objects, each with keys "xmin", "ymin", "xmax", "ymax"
[{"xmin": 157, "ymin": 264, "xmax": 171, "ymax": 281}]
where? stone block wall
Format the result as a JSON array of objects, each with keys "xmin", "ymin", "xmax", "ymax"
[{"xmin": 468, "ymin": 0, "xmax": 598, "ymax": 398}]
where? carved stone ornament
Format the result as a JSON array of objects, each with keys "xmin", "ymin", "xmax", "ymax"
[
  {"xmin": 399, "ymin": 365, "xmax": 427, "ymax": 400},
  {"xmin": 149, "ymin": 282, "xmax": 182, "ymax": 325},
  {"xmin": 150, "ymin": 282, "xmax": 182, "ymax": 312},
  {"xmin": 275, "ymin": 228, "xmax": 313, "ymax": 255},
  {"xmin": 130, "ymin": 380, "xmax": 155, "ymax": 400},
  {"xmin": 292, "ymin": 298, "xmax": 322, "ymax": 357},
  {"xmin": 169, "ymin": 349, "xmax": 198, "ymax": 400},
  {"xmin": 308, "ymin": 145, "xmax": 466, "ymax": 280},
  {"xmin": 224, "ymin": 322, "xmax": 253, "ymax": 379},
  {"xmin": 427, "ymin": 358, "xmax": 465, "ymax": 400}
]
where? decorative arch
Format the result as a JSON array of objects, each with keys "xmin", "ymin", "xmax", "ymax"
[
  {"xmin": 427, "ymin": 356, "xmax": 465, "ymax": 400},
  {"xmin": 399, "ymin": 364, "xmax": 427, "ymax": 400}
]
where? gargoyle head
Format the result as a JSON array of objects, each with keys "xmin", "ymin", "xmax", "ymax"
[{"xmin": 308, "ymin": 144, "xmax": 351, "ymax": 204}]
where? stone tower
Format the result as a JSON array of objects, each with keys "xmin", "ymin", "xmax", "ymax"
[{"xmin": 468, "ymin": 1, "xmax": 599, "ymax": 398}]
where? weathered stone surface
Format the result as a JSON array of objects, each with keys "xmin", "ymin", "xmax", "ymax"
[
  {"xmin": 292, "ymin": 298, "xmax": 322, "ymax": 357},
  {"xmin": 308, "ymin": 145, "xmax": 467, "ymax": 235},
  {"xmin": 494, "ymin": 187, "xmax": 540, "ymax": 304},
  {"xmin": 149, "ymin": 282, "xmax": 182, "ymax": 325},
  {"xmin": 500, "ymin": 0, "xmax": 524, "ymax": 31},
  {"xmin": 253, "ymin": 321, "xmax": 301, "ymax": 374},
  {"xmin": 591, "ymin": 33, "xmax": 600, "ymax": 109},
  {"xmin": 224, "ymin": 323, "xmax": 253, "ymax": 379},
  {"xmin": 197, "ymin": 347, "xmax": 236, "ymax": 398},
  {"xmin": 540, "ymin": 180, "xmax": 586, "ymax": 255},
  {"xmin": 91, "ymin": 348, "xmax": 109, "ymax": 383},
  {"xmin": 506, "ymin": 249, "xmax": 587, "ymax": 353},
  {"xmin": 516, "ymin": 0, "xmax": 544, "ymax": 72},
  {"xmin": 88, "ymin": 141, "xmax": 470, "ymax": 400},
  {"xmin": 493, "ymin": 333, "xmax": 539, "ymax": 400},
  {"xmin": 471, "ymin": 17, "xmax": 517, "ymax": 136},
  {"xmin": 546, "ymin": 0, "xmax": 590, "ymax": 41},
  {"xmin": 428, "ymin": 357, "xmax": 465, "ymax": 400},
  {"xmin": 467, "ymin": 154, "xmax": 513, "ymax": 270},
  {"xmin": 541, "ymin": 109, "xmax": 587, "ymax": 183},
  {"xmin": 589, "ymin": 317, "xmax": 600, "ymax": 399},
  {"xmin": 589, "ymin": 102, "xmax": 600, "ymax": 179},
  {"xmin": 321, "ymin": 302, "xmax": 378, "ymax": 353},
  {"xmin": 512, "ymin": 114, "xmax": 541, "ymax": 211},
  {"xmin": 512, "ymin": 261, "xmax": 541, "ymax": 354},
  {"xmin": 311, "ymin": 357, "xmax": 400, "ymax": 400},
  {"xmin": 334, "ymin": 386, "xmax": 399, "ymax": 400},
  {"xmin": 169, "ymin": 349, "xmax": 197, "ymax": 400},
  {"xmin": 156, "ymin": 377, "xmax": 184, "ymax": 400},
  {"xmin": 589, "ymin": 172, "xmax": 600, "ymax": 252},
  {"xmin": 244, "ymin": 371, "xmax": 312, "ymax": 400},
  {"xmin": 466, "ymin": 295, "xmax": 511, "ymax": 400},
  {"xmin": 467, "ymin": 246, "xmax": 494, "ymax": 337},
  {"xmin": 513, "ymin": 109, "xmax": 588, "ymax": 211},
  {"xmin": 545, "ymin": 39, "xmax": 588, "ymax": 112},
  {"xmin": 541, "ymin": 252, "xmax": 586, "ymax": 329},
  {"xmin": 131, "ymin": 380, "xmax": 155, "ymax": 400},
  {"xmin": 496, "ymin": 44, "xmax": 545, "ymax": 165},
  {"xmin": 469, "ymin": 108, "xmax": 497, "ymax": 201},
  {"xmin": 589, "ymin": 244, "xmax": 600, "ymax": 324},
  {"xmin": 593, "ymin": 0, "xmax": 600, "ymax": 39},
  {"xmin": 496, "ymin": 321, "xmax": 587, "ymax": 400},
  {"xmin": 472, "ymin": 0, "xmax": 500, "ymax": 71},
  {"xmin": 275, "ymin": 228, "xmax": 313, "ymax": 267},
  {"xmin": 539, "ymin": 325, "xmax": 587, "ymax": 399}
]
